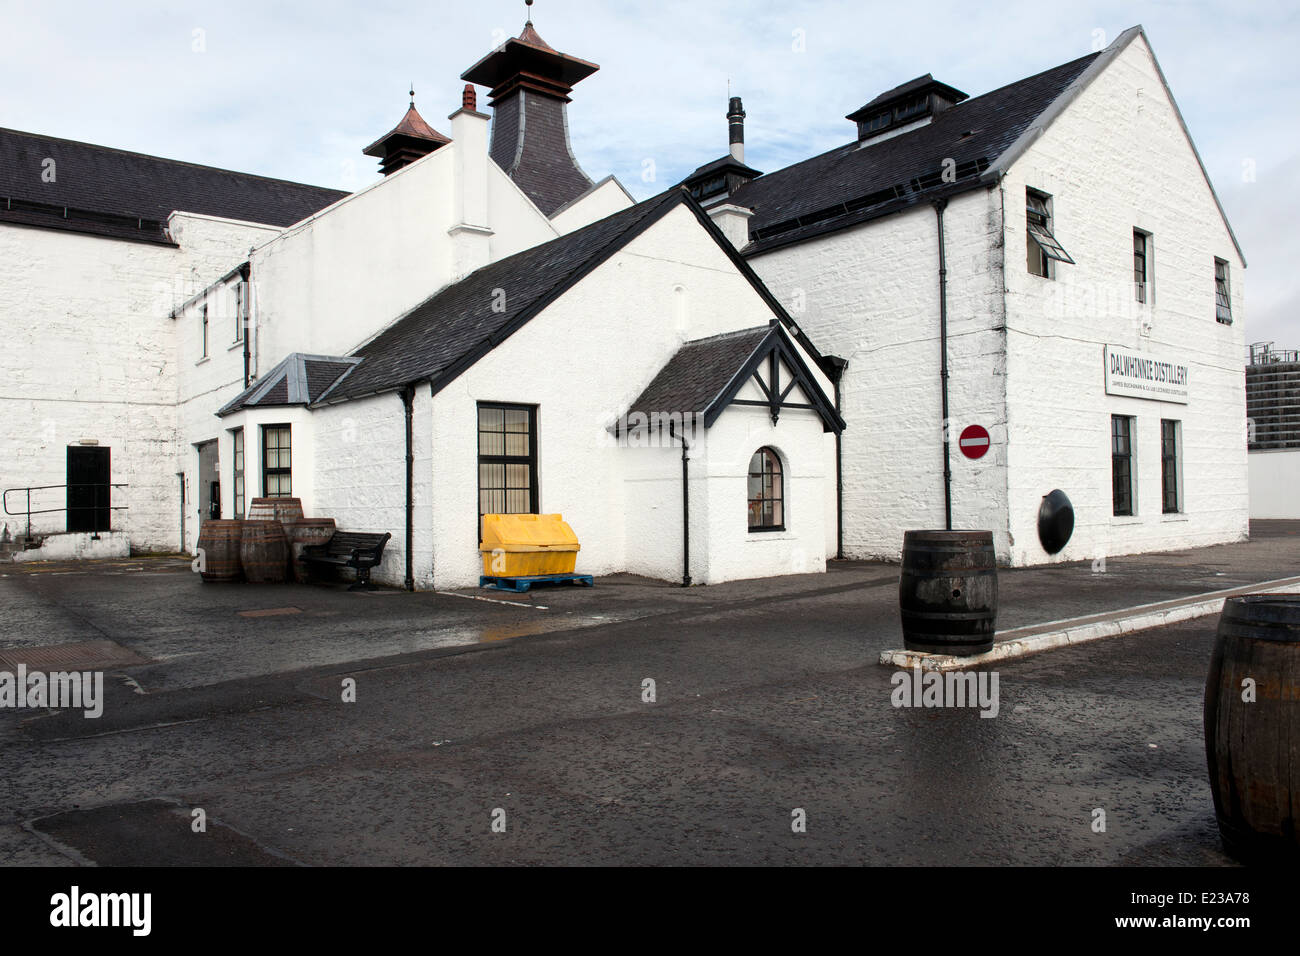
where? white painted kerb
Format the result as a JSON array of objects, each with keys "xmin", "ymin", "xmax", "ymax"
[{"xmin": 879, "ymin": 575, "xmax": 1300, "ymax": 671}]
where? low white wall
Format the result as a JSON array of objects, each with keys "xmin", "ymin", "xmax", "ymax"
[
  {"xmin": 12, "ymin": 531, "xmax": 131, "ymax": 562},
  {"xmin": 1249, "ymin": 449, "xmax": 1300, "ymax": 519}
]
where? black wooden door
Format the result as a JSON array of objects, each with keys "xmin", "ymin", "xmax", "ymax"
[{"xmin": 67, "ymin": 446, "xmax": 111, "ymax": 532}]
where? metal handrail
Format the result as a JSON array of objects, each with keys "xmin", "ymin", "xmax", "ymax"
[{"xmin": 2, "ymin": 483, "xmax": 129, "ymax": 539}]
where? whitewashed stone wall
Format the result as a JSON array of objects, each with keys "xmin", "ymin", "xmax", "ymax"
[
  {"xmin": 1001, "ymin": 32, "xmax": 1248, "ymax": 565},
  {"xmin": 749, "ymin": 189, "xmax": 1010, "ymax": 562},
  {"xmin": 701, "ymin": 404, "xmax": 829, "ymax": 583},
  {"xmin": 748, "ymin": 32, "xmax": 1247, "ymax": 567},
  {"xmin": 0, "ymin": 212, "xmax": 278, "ymax": 552},
  {"xmin": 419, "ymin": 203, "xmax": 833, "ymax": 589},
  {"xmin": 307, "ymin": 392, "xmax": 431, "ymax": 588}
]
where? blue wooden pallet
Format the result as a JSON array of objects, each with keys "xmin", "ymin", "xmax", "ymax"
[{"xmin": 479, "ymin": 573, "xmax": 595, "ymax": 594}]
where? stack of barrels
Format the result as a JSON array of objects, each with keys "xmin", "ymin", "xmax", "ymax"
[{"xmin": 195, "ymin": 498, "xmax": 335, "ymax": 585}]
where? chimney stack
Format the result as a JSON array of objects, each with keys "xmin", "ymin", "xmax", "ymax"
[
  {"xmin": 727, "ymin": 96, "xmax": 746, "ymax": 164},
  {"xmin": 448, "ymin": 84, "xmax": 494, "ymax": 278}
]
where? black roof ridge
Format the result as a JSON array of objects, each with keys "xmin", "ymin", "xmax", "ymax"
[
  {"xmin": 735, "ymin": 49, "xmax": 1101, "ymax": 191},
  {"xmin": 683, "ymin": 324, "xmax": 772, "ymax": 346},
  {"xmin": 0, "ymin": 126, "xmax": 348, "ymax": 196},
  {"xmin": 312, "ymin": 187, "xmax": 689, "ymax": 405}
]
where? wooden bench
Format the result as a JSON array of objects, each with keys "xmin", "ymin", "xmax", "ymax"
[{"xmin": 299, "ymin": 531, "xmax": 391, "ymax": 590}]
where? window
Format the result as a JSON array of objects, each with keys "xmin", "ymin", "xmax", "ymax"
[
  {"xmin": 893, "ymin": 95, "xmax": 929, "ymax": 123},
  {"xmin": 1111, "ymin": 415, "xmax": 1135, "ymax": 517},
  {"xmin": 261, "ymin": 425, "xmax": 291, "ymax": 497},
  {"xmin": 747, "ymin": 447, "xmax": 784, "ymax": 531},
  {"xmin": 234, "ymin": 282, "xmax": 244, "ymax": 343},
  {"xmin": 1215, "ymin": 258, "xmax": 1233, "ymax": 324},
  {"xmin": 232, "ymin": 428, "xmax": 245, "ymax": 518},
  {"xmin": 1026, "ymin": 188, "xmax": 1074, "ymax": 277},
  {"xmin": 1133, "ymin": 230, "xmax": 1150, "ymax": 304},
  {"xmin": 201, "ymin": 304, "xmax": 209, "ymax": 358},
  {"xmin": 1161, "ymin": 419, "xmax": 1181, "ymax": 514},
  {"xmin": 477, "ymin": 404, "xmax": 537, "ymax": 530}
]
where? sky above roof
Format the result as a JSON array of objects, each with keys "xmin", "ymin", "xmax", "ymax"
[{"xmin": 1, "ymin": 0, "xmax": 1295, "ymax": 346}]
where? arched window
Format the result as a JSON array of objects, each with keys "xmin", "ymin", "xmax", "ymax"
[{"xmin": 747, "ymin": 447, "xmax": 784, "ymax": 531}]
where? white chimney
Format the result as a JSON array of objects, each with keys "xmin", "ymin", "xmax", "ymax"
[
  {"xmin": 448, "ymin": 85, "xmax": 494, "ymax": 278},
  {"xmin": 708, "ymin": 203, "xmax": 753, "ymax": 251}
]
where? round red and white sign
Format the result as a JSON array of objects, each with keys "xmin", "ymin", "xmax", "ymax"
[{"xmin": 959, "ymin": 424, "xmax": 990, "ymax": 460}]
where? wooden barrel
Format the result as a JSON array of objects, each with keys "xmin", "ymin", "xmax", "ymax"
[
  {"xmin": 247, "ymin": 497, "xmax": 305, "ymax": 526},
  {"xmin": 1204, "ymin": 594, "xmax": 1300, "ymax": 863},
  {"xmin": 899, "ymin": 530, "xmax": 998, "ymax": 656},
  {"xmin": 196, "ymin": 519, "xmax": 243, "ymax": 582},
  {"xmin": 240, "ymin": 520, "xmax": 289, "ymax": 584},
  {"xmin": 286, "ymin": 518, "xmax": 336, "ymax": 583}
]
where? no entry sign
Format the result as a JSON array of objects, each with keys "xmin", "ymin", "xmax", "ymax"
[{"xmin": 959, "ymin": 424, "xmax": 990, "ymax": 460}]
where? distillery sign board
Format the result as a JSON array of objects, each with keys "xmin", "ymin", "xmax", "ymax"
[{"xmin": 1104, "ymin": 345, "xmax": 1189, "ymax": 404}]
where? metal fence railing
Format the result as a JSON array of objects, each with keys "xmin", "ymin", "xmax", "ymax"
[
  {"xmin": 1248, "ymin": 342, "xmax": 1300, "ymax": 366},
  {"xmin": 2, "ymin": 483, "xmax": 129, "ymax": 540}
]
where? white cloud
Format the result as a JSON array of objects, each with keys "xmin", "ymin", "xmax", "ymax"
[{"xmin": 1, "ymin": 0, "xmax": 1295, "ymax": 343}]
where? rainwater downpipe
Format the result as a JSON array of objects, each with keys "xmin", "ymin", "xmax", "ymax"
[
  {"xmin": 826, "ymin": 355, "xmax": 848, "ymax": 560},
  {"xmin": 239, "ymin": 263, "xmax": 252, "ymax": 389},
  {"xmin": 402, "ymin": 385, "xmax": 415, "ymax": 592},
  {"xmin": 669, "ymin": 421, "xmax": 692, "ymax": 587},
  {"xmin": 934, "ymin": 198, "xmax": 953, "ymax": 531}
]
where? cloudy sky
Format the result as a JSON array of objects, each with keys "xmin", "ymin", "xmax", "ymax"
[{"xmin": 2, "ymin": 0, "xmax": 1295, "ymax": 346}]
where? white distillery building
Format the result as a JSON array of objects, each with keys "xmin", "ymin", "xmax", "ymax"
[
  {"xmin": 1, "ymin": 18, "xmax": 843, "ymax": 588},
  {"xmin": 686, "ymin": 25, "xmax": 1249, "ymax": 566},
  {"xmin": 0, "ymin": 16, "xmax": 1250, "ymax": 583}
]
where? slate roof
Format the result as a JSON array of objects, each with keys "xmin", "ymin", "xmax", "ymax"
[
  {"xmin": 627, "ymin": 326, "xmax": 771, "ymax": 419},
  {"xmin": 0, "ymin": 127, "xmax": 348, "ymax": 244},
  {"xmin": 319, "ymin": 188, "xmax": 688, "ymax": 405},
  {"xmin": 218, "ymin": 353, "xmax": 360, "ymax": 416},
  {"xmin": 729, "ymin": 52, "xmax": 1100, "ymax": 255},
  {"xmin": 623, "ymin": 324, "xmax": 845, "ymax": 432},
  {"xmin": 846, "ymin": 73, "xmax": 968, "ymax": 120}
]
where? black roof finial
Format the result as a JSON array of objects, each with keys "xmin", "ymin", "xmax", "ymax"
[
  {"xmin": 409, "ymin": 83, "xmax": 415, "ymax": 106},
  {"xmin": 525, "ymin": 0, "xmax": 534, "ymax": 24}
]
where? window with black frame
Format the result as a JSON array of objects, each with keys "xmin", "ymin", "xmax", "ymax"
[
  {"xmin": 478, "ymin": 403, "xmax": 537, "ymax": 532},
  {"xmin": 1161, "ymin": 419, "xmax": 1181, "ymax": 514},
  {"xmin": 262, "ymin": 424, "xmax": 291, "ymax": 497},
  {"xmin": 1133, "ymin": 230, "xmax": 1149, "ymax": 303},
  {"xmin": 1111, "ymin": 415, "xmax": 1134, "ymax": 517},
  {"xmin": 1215, "ymin": 258, "xmax": 1233, "ymax": 324},
  {"xmin": 747, "ymin": 447, "xmax": 784, "ymax": 531}
]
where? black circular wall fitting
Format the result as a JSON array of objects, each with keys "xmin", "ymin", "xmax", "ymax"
[{"xmin": 1038, "ymin": 489, "xmax": 1075, "ymax": 555}]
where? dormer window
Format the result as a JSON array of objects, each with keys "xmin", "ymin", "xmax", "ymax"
[{"xmin": 847, "ymin": 75, "xmax": 969, "ymax": 144}]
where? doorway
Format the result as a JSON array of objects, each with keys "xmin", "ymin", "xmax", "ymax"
[
  {"xmin": 66, "ymin": 446, "xmax": 111, "ymax": 533},
  {"xmin": 196, "ymin": 440, "xmax": 221, "ymax": 524}
]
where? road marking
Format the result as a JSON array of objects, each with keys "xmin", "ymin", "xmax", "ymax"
[{"xmin": 437, "ymin": 590, "xmax": 548, "ymax": 610}]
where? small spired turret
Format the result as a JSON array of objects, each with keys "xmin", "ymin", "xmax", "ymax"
[{"xmin": 363, "ymin": 89, "xmax": 452, "ymax": 176}]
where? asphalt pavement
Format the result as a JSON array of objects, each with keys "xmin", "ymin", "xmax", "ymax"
[{"xmin": 0, "ymin": 522, "xmax": 1296, "ymax": 865}]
